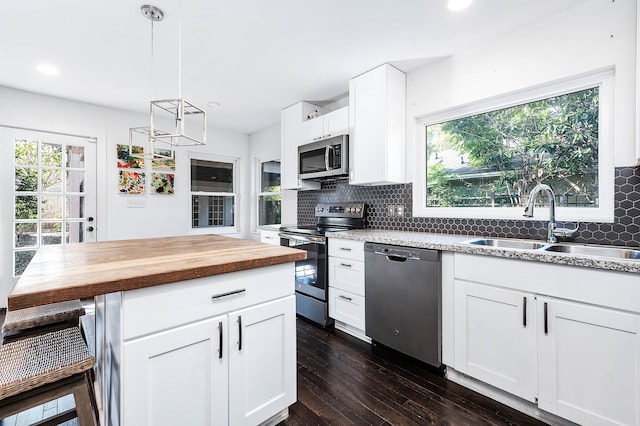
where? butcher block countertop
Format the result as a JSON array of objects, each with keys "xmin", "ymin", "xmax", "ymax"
[{"xmin": 8, "ymin": 235, "xmax": 306, "ymax": 311}]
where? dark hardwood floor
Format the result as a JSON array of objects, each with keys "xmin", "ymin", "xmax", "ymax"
[{"xmin": 284, "ymin": 319, "xmax": 545, "ymax": 426}]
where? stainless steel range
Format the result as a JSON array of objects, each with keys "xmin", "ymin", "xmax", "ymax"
[{"xmin": 279, "ymin": 203, "xmax": 367, "ymax": 327}]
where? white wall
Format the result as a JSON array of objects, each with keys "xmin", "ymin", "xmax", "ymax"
[
  {"xmin": 406, "ymin": 0, "xmax": 637, "ymax": 180},
  {"xmin": 0, "ymin": 86, "xmax": 250, "ymax": 306},
  {"xmin": 247, "ymin": 122, "xmax": 298, "ymax": 242}
]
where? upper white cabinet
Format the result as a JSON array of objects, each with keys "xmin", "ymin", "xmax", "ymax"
[
  {"xmin": 349, "ymin": 64, "xmax": 406, "ymax": 185},
  {"xmin": 302, "ymin": 106, "xmax": 349, "ymax": 142},
  {"xmin": 281, "ymin": 101, "xmax": 321, "ymax": 190}
]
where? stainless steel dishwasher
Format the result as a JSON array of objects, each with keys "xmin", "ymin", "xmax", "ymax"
[{"xmin": 365, "ymin": 242, "xmax": 441, "ymax": 367}]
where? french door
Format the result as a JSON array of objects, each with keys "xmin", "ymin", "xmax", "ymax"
[{"xmin": 0, "ymin": 127, "xmax": 97, "ymax": 305}]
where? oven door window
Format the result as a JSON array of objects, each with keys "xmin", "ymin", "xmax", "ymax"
[{"xmin": 281, "ymin": 237, "xmax": 327, "ymax": 300}]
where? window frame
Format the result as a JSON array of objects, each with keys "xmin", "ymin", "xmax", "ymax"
[
  {"xmin": 189, "ymin": 152, "xmax": 239, "ymax": 235},
  {"xmin": 412, "ymin": 68, "xmax": 615, "ymax": 222},
  {"xmin": 255, "ymin": 158, "xmax": 282, "ymax": 228}
]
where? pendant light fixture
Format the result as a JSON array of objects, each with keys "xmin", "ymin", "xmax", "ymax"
[{"xmin": 130, "ymin": 2, "xmax": 206, "ymax": 160}]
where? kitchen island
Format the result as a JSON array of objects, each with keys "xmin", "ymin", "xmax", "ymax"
[{"xmin": 9, "ymin": 235, "xmax": 306, "ymax": 426}]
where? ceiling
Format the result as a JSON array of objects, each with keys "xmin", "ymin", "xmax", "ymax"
[{"xmin": 0, "ymin": 0, "xmax": 588, "ymax": 135}]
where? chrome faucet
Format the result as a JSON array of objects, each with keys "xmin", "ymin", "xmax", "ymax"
[{"xmin": 523, "ymin": 183, "xmax": 579, "ymax": 243}]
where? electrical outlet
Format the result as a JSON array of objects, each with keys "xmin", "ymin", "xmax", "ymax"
[
  {"xmin": 396, "ymin": 205, "xmax": 405, "ymax": 217},
  {"xmin": 387, "ymin": 204, "xmax": 395, "ymax": 217}
]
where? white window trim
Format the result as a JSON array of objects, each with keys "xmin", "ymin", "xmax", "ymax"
[
  {"xmin": 255, "ymin": 158, "xmax": 282, "ymax": 230},
  {"xmin": 188, "ymin": 152, "xmax": 240, "ymax": 235},
  {"xmin": 412, "ymin": 67, "xmax": 615, "ymax": 223}
]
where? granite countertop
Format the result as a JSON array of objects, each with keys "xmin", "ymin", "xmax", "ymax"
[
  {"xmin": 257, "ymin": 224, "xmax": 282, "ymax": 232},
  {"xmin": 9, "ymin": 235, "xmax": 306, "ymax": 310},
  {"xmin": 326, "ymin": 229, "xmax": 640, "ymax": 274}
]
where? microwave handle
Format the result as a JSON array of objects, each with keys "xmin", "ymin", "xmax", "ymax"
[{"xmin": 325, "ymin": 145, "xmax": 332, "ymax": 171}]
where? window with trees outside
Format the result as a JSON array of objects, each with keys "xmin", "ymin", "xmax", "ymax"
[
  {"xmin": 258, "ymin": 160, "xmax": 281, "ymax": 226},
  {"xmin": 414, "ymin": 70, "xmax": 614, "ymax": 221},
  {"xmin": 191, "ymin": 157, "xmax": 237, "ymax": 230}
]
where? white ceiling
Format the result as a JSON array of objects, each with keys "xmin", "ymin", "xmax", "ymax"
[{"xmin": 0, "ymin": 0, "xmax": 587, "ymax": 135}]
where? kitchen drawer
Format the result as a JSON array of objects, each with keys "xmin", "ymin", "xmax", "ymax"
[
  {"xmin": 328, "ymin": 287, "xmax": 365, "ymax": 331},
  {"xmin": 328, "ymin": 239, "xmax": 364, "ymax": 261},
  {"xmin": 260, "ymin": 230, "xmax": 280, "ymax": 245},
  {"xmin": 328, "ymin": 257, "xmax": 364, "ymax": 296},
  {"xmin": 121, "ymin": 263, "xmax": 294, "ymax": 340}
]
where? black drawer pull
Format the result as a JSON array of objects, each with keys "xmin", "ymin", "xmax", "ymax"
[
  {"xmin": 544, "ymin": 302, "xmax": 548, "ymax": 335},
  {"xmin": 218, "ymin": 321, "xmax": 223, "ymax": 359},
  {"xmin": 339, "ymin": 294, "xmax": 352, "ymax": 301},
  {"xmin": 211, "ymin": 289, "xmax": 246, "ymax": 301},
  {"xmin": 340, "ymin": 263, "xmax": 352, "ymax": 268},
  {"xmin": 238, "ymin": 316, "xmax": 243, "ymax": 351},
  {"xmin": 523, "ymin": 297, "xmax": 527, "ymax": 327}
]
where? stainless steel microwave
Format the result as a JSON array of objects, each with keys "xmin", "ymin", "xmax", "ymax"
[{"xmin": 298, "ymin": 135, "xmax": 348, "ymax": 180}]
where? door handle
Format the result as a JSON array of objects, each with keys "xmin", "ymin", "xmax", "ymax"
[
  {"xmin": 543, "ymin": 302, "xmax": 548, "ymax": 335},
  {"xmin": 238, "ymin": 316, "xmax": 243, "ymax": 351},
  {"xmin": 218, "ymin": 321, "xmax": 223, "ymax": 359},
  {"xmin": 523, "ymin": 296, "xmax": 527, "ymax": 327}
]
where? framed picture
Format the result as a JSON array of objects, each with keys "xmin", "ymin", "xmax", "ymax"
[
  {"xmin": 151, "ymin": 173, "xmax": 174, "ymax": 195},
  {"xmin": 118, "ymin": 170, "xmax": 145, "ymax": 194},
  {"xmin": 117, "ymin": 144, "xmax": 144, "ymax": 168}
]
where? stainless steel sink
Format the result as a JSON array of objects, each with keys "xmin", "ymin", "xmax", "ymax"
[
  {"xmin": 543, "ymin": 244, "xmax": 640, "ymax": 260},
  {"xmin": 462, "ymin": 238, "xmax": 549, "ymax": 250}
]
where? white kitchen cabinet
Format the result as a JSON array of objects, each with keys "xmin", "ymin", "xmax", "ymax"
[
  {"xmin": 122, "ymin": 296, "xmax": 296, "ymax": 426},
  {"xmin": 123, "ymin": 316, "xmax": 229, "ymax": 426},
  {"xmin": 260, "ymin": 229, "xmax": 280, "ymax": 245},
  {"xmin": 454, "ymin": 281, "xmax": 537, "ymax": 402},
  {"xmin": 537, "ymin": 297, "xmax": 640, "ymax": 426},
  {"xmin": 450, "ymin": 253, "xmax": 640, "ymax": 426},
  {"xmin": 281, "ymin": 101, "xmax": 321, "ymax": 190},
  {"xmin": 349, "ymin": 64, "xmax": 406, "ymax": 185},
  {"xmin": 229, "ymin": 296, "xmax": 297, "ymax": 426},
  {"xmin": 327, "ymin": 238, "xmax": 369, "ymax": 341},
  {"xmin": 103, "ymin": 263, "xmax": 297, "ymax": 426},
  {"xmin": 302, "ymin": 106, "xmax": 349, "ymax": 142}
]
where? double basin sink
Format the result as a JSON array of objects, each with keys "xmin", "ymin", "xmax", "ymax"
[{"xmin": 463, "ymin": 238, "xmax": 640, "ymax": 260}]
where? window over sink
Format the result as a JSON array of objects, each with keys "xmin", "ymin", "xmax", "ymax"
[{"xmin": 413, "ymin": 68, "xmax": 614, "ymax": 222}]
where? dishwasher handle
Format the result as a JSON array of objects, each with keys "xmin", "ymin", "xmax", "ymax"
[{"xmin": 373, "ymin": 251, "xmax": 418, "ymax": 261}]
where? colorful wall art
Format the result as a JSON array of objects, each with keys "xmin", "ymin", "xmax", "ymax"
[
  {"xmin": 151, "ymin": 148, "xmax": 176, "ymax": 171},
  {"xmin": 151, "ymin": 173, "xmax": 175, "ymax": 195},
  {"xmin": 118, "ymin": 170, "xmax": 146, "ymax": 194},
  {"xmin": 117, "ymin": 144, "xmax": 144, "ymax": 168}
]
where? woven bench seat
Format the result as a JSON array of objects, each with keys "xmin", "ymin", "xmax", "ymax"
[
  {"xmin": 0, "ymin": 327, "xmax": 96, "ymax": 425},
  {"xmin": 2, "ymin": 300, "xmax": 85, "ymax": 334}
]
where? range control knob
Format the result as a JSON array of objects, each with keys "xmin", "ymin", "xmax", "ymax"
[{"xmin": 355, "ymin": 207, "xmax": 361, "ymax": 213}]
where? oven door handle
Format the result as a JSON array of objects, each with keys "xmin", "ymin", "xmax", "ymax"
[{"xmin": 278, "ymin": 233, "xmax": 326, "ymax": 245}]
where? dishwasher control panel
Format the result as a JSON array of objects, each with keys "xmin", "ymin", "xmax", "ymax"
[{"xmin": 364, "ymin": 243, "xmax": 440, "ymax": 262}]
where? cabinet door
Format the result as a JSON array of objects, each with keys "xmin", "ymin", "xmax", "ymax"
[
  {"xmin": 454, "ymin": 280, "xmax": 537, "ymax": 402},
  {"xmin": 122, "ymin": 316, "xmax": 228, "ymax": 426},
  {"xmin": 349, "ymin": 64, "xmax": 405, "ymax": 185},
  {"xmin": 537, "ymin": 297, "xmax": 640, "ymax": 426},
  {"xmin": 228, "ymin": 296, "xmax": 296, "ymax": 425},
  {"xmin": 323, "ymin": 107, "xmax": 349, "ymax": 138},
  {"xmin": 302, "ymin": 116, "xmax": 324, "ymax": 142}
]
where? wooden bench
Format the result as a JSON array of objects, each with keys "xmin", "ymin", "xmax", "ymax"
[{"xmin": 2, "ymin": 300, "xmax": 85, "ymax": 344}]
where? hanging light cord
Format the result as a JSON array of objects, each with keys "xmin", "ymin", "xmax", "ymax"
[{"xmin": 178, "ymin": 0, "xmax": 182, "ymax": 99}]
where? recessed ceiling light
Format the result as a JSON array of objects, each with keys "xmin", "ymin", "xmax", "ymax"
[
  {"xmin": 36, "ymin": 63, "xmax": 60, "ymax": 76},
  {"xmin": 207, "ymin": 101, "xmax": 221, "ymax": 108},
  {"xmin": 447, "ymin": 0, "xmax": 472, "ymax": 12}
]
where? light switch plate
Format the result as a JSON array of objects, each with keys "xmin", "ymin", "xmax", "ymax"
[
  {"xmin": 387, "ymin": 205, "xmax": 395, "ymax": 217},
  {"xmin": 126, "ymin": 198, "xmax": 146, "ymax": 208}
]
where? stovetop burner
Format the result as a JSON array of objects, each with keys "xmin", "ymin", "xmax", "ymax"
[{"xmin": 279, "ymin": 202, "xmax": 367, "ymax": 237}]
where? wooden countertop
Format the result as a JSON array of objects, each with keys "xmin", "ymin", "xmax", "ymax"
[{"xmin": 8, "ymin": 235, "xmax": 306, "ymax": 310}]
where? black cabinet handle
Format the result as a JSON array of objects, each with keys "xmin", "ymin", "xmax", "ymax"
[
  {"xmin": 523, "ymin": 297, "xmax": 527, "ymax": 327},
  {"xmin": 218, "ymin": 321, "xmax": 223, "ymax": 359},
  {"xmin": 339, "ymin": 294, "xmax": 352, "ymax": 301},
  {"xmin": 544, "ymin": 302, "xmax": 548, "ymax": 335},
  {"xmin": 211, "ymin": 288, "xmax": 246, "ymax": 301},
  {"xmin": 238, "ymin": 316, "xmax": 243, "ymax": 351}
]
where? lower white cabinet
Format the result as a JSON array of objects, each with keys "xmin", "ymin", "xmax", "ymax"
[
  {"xmin": 123, "ymin": 316, "xmax": 229, "ymax": 426},
  {"xmin": 537, "ymin": 297, "xmax": 640, "ymax": 426},
  {"xmin": 123, "ymin": 296, "xmax": 296, "ymax": 426},
  {"xmin": 327, "ymin": 238, "xmax": 368, "ymax": 341},
  {"xmin": 454, "ymin": 281, "xmax": 537, "ymax": 402},
  {"xmin": 451, "ymin": 253, "xmax": 640, "ymax": 426},
  {"xmin": 101, "ymin": 263, "xmax": 297, "ymax": 426},
  {"xmin": 259, "ymin": 229, "xmax": 280, "ymax": 245}
]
